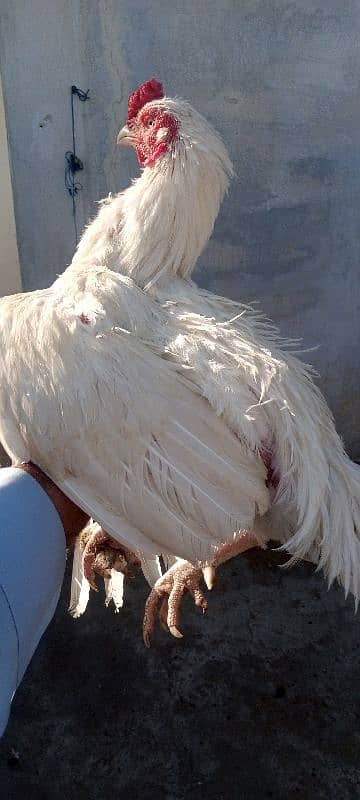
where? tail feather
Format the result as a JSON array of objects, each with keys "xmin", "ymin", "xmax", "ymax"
[
  {"xmin": 169, "ymin": 288, "xmax": 360, "ymax": 605},
  {"xmin": 268, "ymin": 355, "xmax": 360, "ymax": 605},
  {"xmin": 283, "ymin": 457, "xmax": 360, "ymax": 605}
]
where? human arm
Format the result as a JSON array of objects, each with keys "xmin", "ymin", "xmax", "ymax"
[{"xmin": 0, "ymin": 465, "xmax": 89, "ymax": 736}]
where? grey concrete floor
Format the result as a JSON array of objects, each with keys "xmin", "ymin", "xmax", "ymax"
[{"xmin": 1, "ymin": 543, "xmax": 360, "ymax": 799}]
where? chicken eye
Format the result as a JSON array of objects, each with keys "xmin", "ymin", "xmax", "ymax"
[{"xmin": 146, "ymin": 118, "xmax": 154, "ymax": 128}]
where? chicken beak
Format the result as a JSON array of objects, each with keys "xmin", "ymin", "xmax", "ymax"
[{"xmin": 117, "ymin": 125, "xmax": 134, "ymax": 146}]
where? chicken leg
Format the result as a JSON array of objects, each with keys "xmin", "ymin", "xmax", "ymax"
[
  {"xmin": 143, "ymin": 530, "xmax": 260, "ymax": 646},
  {"xmin": 81, "ymin": 524, "xmax": 140, "ymax": 591}
]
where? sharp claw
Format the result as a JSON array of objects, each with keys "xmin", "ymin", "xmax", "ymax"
[
  {"xmin": 194, "ymin": 596, "xmax": 208, "ymax": 612},
  {"xmin": 203, "ymin": 565, "xmax": 216, "ymax": 590},
  {"xmin": 144, "ymin": 561, "xmax": 210, "ymax": 644},
  {"xmin": 169, "ymin": 626, "xmax": 183, "ymax": 639}
]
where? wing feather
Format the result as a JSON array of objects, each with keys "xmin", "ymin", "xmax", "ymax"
[{"xmin": 0, "ymin": 270, "xmax": 269, "ymax": 563}]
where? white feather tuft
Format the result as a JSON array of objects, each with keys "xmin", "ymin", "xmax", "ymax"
[
  {"xmin": 104, "ymin": 570, "xmax": 124, "ymax": 613},
  {"xmin": 69, "ymin": 535, "xmax": 90, "ymax": 618}
]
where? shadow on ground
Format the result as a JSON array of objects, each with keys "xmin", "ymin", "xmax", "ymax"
[{"xmin": 1, "ymin": 540, "xmax": 360, "ymax": 799}]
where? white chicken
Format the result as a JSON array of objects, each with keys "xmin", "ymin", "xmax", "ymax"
[{"xmin": 1, "ymin": 78, "xmax": 360, "ymax": 645}]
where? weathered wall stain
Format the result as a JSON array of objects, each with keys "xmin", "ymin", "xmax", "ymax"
[{"xmin": 289, "ymin": 156, "xmax": 337, "ymax": 183}]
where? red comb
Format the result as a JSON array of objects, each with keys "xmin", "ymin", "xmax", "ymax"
[{"xmin": 128, "ymin": 78, "xmax": 164, "ymax": 121}]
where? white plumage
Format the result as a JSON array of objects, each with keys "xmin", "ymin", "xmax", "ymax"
[
  {"xmin": 1, "ymin": 79, "xmax": 360, "ymax": 615},
  {"xmin": 0, "ymin": 272, "xmax": 268, "ymax": 565}
]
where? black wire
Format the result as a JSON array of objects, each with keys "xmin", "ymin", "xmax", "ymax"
[{"xmin": 65, "ymin": 85, "xmax": 90, "ymax": 245}]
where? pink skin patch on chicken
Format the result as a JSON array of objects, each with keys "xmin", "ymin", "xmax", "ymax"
[
  {"xmin": 79, "ymin": 313, "xmax": 92, "ymax": 325},
  {"xmin": 78, "ymin": 309, "xmax": 97, "ymax": 326}
]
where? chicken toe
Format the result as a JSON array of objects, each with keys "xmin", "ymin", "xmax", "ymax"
[{"xmin": 143, "ymin": 559, "xmax": 208, "ymax": 646}]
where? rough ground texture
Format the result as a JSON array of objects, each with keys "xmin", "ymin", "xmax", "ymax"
[{"xmin": 1, "ymin": 546, "xmax": 360, "ymax": 800}]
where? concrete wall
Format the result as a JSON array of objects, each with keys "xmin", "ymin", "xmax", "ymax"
[
  {"xmin": 0, "ymin": 77, "xmax": 21, "ymax": 296},
  {"xmin": 1, "ymin": 1, "xmax": 360, "ymax": 452}
]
